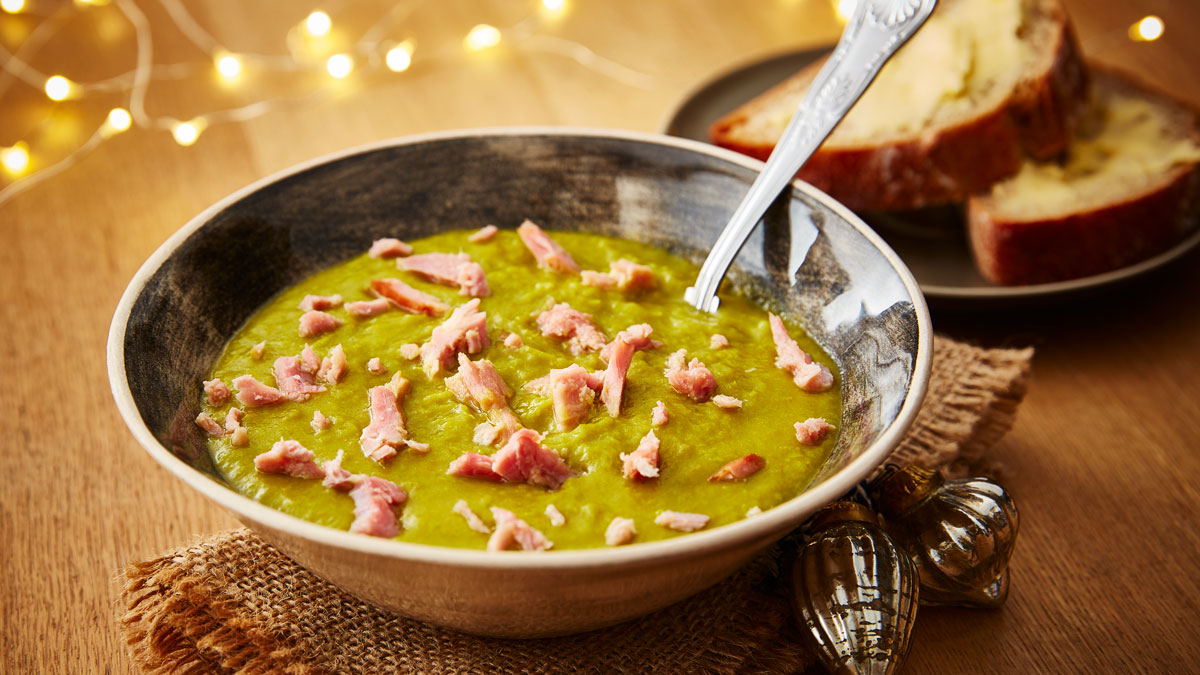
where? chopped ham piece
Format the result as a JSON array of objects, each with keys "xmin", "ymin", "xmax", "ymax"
[
  {"xmin": 605, "ymin": 517, "xmax": 638, "ymax": 546},
  {"xmin": 524, "ymin": 369, "xmax": 602, "ymax": 397},
  {"xmin": 664, "ymin": 349, "xmax": 717, "ymax": 402},
  {"xmin": 345, "ymin": 298, "xmax": 391, "ymax": 318},
  {"xmin": 399, "ymin": 343, "xmax": 420, "ymax": 360},
  {"xmin": 317, "ymin": 345, "xmax": 347, "ymax": 385},
  {"xmin": 651, "ymin": 401, "xmax": 669, "ymax": 428},
  {"xmin": 232, "ymin": 375, "xmax": 285, "ymax": 407},
  {"xmin": 549, "ymin": 365, "xmax": 596, "ymax": 432},
  {"xmin": 300, "ymin": 344, "xmax": 321, "ymax": 374},
  {"xmin": 709, "ymin": 453, "xmax": 765, "ymax": 482},
  {"xmin": 298, "ymin": 310, "xmax": 343, "ymax": 338},
  {"xmin": 273, "ymin": 356, "xmax": 326, "ymax": 402},
  {"xmin": 536, "ymin": 303, "xmax": 607, "ymax": 355},
  {"xmin": 321, "ymin": 450, "xmax": 354, "ymax": 490},
  {"xmin": 203, "ymin": 379, "xmax": 230, "ymax": 407},
  {"xmin": 503, "ymin": 332, "xmax": 523, "ymax": 348},
  {"xmin": 453, "ymin": 500, "xmax": 491, "ymax": 534},
  {"xmin": 545, "ymin": 504, "xmax": 566, "ymax": 527},
  {"xmin": 229, "ymin": 426, "xmax": 249, "ymax": 447},
  {"xmin": 367, "ymin": 357, "xmax": 387, "ymax": 374},
  {"xmin": 398, "ymin": 252, "xmax": 490, "ymax": 297},
  {"xmin": 600, "ymin": 336, "xmax": 634, "ymax": 417},
  {"xmin": 517, "ymin": 220, "xmax": 579, "ymax": 274},
  {"xmin": 311, "ymin": 410, "xmax": 331, "ymax": 432},
  {"xmin": 445, "ymin": 354, "xmax": 522, "ymax": 445},
  {"xmin": 298, "ymin": 294, "xmax": 343, "ymax": 312},
  {"xmin": 368, "ymin": 237, "xmax": 413, "ymax": 259},
  {"xmin": 405, "ymin": 439, "xmax": 431, "ymax": 453},
  {"xmin": 419, "ymin": 298, "xmax": 489, "ymax": 377},
  {"xmin": 488, "ymin": 507, "xmax": 552, "ymax": 552},
  {"xmin": 223, "ymin": 407, "xmax": 243, "ymax": 433},
  {"xmin": 194, "ymin": 412, "xmax": 223, "ymax": 438},
  {"xmin": 795, "ymin": 417, "xmax": 835, "ymax": 446},
  {"xmin": 712, "ymin": 395, "xmax": 742, "ymax": 410},
  {"xmin": 473, "ymin": 422, "xmax": 501, "ymax": 446},
  {"xmin": 599, "ymin": 324, "xmax": 660, "ymax": 363},
  {"xmin": 710, "ymin": 334, "xmax": 730, "ymax": 350},
  {"xmin": 581, "ymin": 259, "xmax": 656, "ymax": 292},
  {"xmin": 468, "ymin": 224, "xmax": 498, "ymax": 243},
  {"xmin": 769, "ymin": 313, "xmax": 834, "ymax": 393},
  {"xmin": 370, "ymin": 278, "xmax": 448, "ymax": 316},
  {"xmin": 655, "ymin": 511, "xmax": 710, "ymax": 532},
  {"xmin": 347, "ymin": 476, "xmax": 407, "ymax": 538},
  {"xmin": 491, "ymin": 429, "xmax": 571, "ymax": 490},
  {"xmin": 620, "ymin": 430, "xmax": 660, "ymax": 481},
  {"xmin": 250, "ymin": 341, "xmax": 266, "ymax": 360},
  {"xmin": 447, "ymin": 451, "xmax": 504, "ymax": 481},
  {"xmin": 253, "ymin": 440, "xmax": 325, "ymax": 479},
  {"xmin": 359, "ymin": 382, "xmax": 412, "ymax": 463}
]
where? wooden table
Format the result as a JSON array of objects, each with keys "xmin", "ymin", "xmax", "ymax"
[{"xmin": 3, "ymin": 0, "xmax": 1197, "ymax": 671}]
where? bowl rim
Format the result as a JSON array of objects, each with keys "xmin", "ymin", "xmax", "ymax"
[{"xmin": 106, "ymin": 125, "xmax": 932, "ymax": 570}]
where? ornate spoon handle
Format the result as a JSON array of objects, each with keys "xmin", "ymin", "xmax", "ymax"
[{"xmin": 685, "ymin": 0, "xmax": 937, "ymax": 313}]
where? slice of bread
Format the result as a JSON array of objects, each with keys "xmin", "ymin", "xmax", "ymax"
[
  {"xmin": 708, "ymin": 0, "xmax": 1088, "ymax": 212},
  {"xmin": 967, "ymin": 69, "xmax": 1200, "ymax": 286}
]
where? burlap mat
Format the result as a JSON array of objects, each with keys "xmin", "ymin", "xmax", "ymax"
[{"xmin": 119, "ymin": 336, "xmax": 1032, "ymax": 675}]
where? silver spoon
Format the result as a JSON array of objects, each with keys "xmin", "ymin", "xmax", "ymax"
[{"xmin": 685, "ymin": 0, "xmax": 937, "ymax": 313}]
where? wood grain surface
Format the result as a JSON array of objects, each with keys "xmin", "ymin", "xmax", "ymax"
[{"xmin": 2, "ymin": 0, "xmax": 1197, "ymax": 672}]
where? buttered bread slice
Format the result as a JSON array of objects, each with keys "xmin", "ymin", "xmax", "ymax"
[
  {"xmin": 967, "ymin": 69, "xmax": 1200, "ymax": 286},
  {"xmin": 709, "ymin": 0, "xmax": 1088, "ymax": 211}
]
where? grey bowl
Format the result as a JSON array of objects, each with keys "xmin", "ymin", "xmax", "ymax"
[{"xmin": 107, "ymin": 128, "xmax": 931, "ymax": 637}]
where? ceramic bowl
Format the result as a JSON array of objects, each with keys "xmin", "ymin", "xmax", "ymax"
[{"xmin": 107, "ymin": 128, "xmax": 931, "ymax": 638}]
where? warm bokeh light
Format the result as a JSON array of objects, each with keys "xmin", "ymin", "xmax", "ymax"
[
  {"xmin": 216, "ymin": 53, "xmax": 243, "ymax": 79},
  {"xmin": 107, "ymin": 107, "xmax": 132, "ymax": 132},
  {"xmin": 834, "ymin": 0, "xmax": 857, "ymax": 22},
  {"xmin": 1129, "ymin": 15, "xmax": 1164, "ymax": 42},
  {"xmin": 325, "ymin": 53, "xmax": 353, "ymax": 78},
  {"xmin": 171, "ymin": 119, "xmax": 204, "ymax": 146},
  {"xmin": 1, "ymin": 142, "xmax": 30, "ymax": 176},
  {"xmin": 1, "ymin": 0, "xmax": 26, "ymax": 14},
  {"xmin": 44, "ymin": 76, "xmax": 76, "ymax": 101},
  {"xmin": 73, "ymin": 0, "xmax": 111, "ymax": 6},
  {"xmin": 542, "ymin": 0, "xmax": 565, "ymax": 11},
  {"xmin": 385, "ymin": 41, "xmax": 414, "ymax": 72},
  {"xmin": 305, "ymin": 11, "xmax": 331, "ymax": 37},
  {"xmin": 464, "ymin": 24, "xmax": 501, "ymax": 51}
]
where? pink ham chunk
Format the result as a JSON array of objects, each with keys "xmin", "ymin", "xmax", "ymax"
[
  {"xmin": 370, "ymin": 278, "xmax": 448, "ymax": 316},
  {"xmin": 599, "ymin": 324, "xmax": 660, "ymax": 363},
  {"xmin": 712, "ymin": 395, "xmax": 742, "ymax": 410},
  {"xmin": 368, "ymin": 238, "xmax": 413, "ymax": 259},
  {"xmin": 345, "ymin": 298, "xmax": 391, "ymax": 318},
  {"xmin": 651, "ymin": 400, "xmax": 669, "ymax": 427},
  {"xmin": 232, "ymin": 375, "xmax": 285, "ymax": 407},
  {"xmin": 317, "ymin": 345, "xmax": 347, "ymax": 385},
  {"xmin": 453, "ymin": 499, "xmax": 492, "ymax": 534},
  {"xmin": 664, "ymin": 349, "xmax": 717, "ymax": 402},
  {"xmin": 468, "ymin": 224, "xmax": 498, "ymax": 243},
  {"xmin": 250, "ymin": 341, "xmax": 266, "ymax": 360},
  {"xmin": 203, "ymin": 379, "xmax": 230, "ymax": 407},
  {"xmin": 447, "ymin": 451, "xmax": 504, "ymax": 482},
  {"xmin": 367, "ymin": 357, "xmax": 387, "ymax": 374},
  {"xmin": 605, "ymin": 517, "xmax": 637, "ymax": 546},
  {"xmin": 321, "ymin": 450, "xmax": 355, "ymax": 490},
  {"xmin": 253, "ymin": 440, "xmax": 325, "ymax": 479},
  {"xmin": 795, "ymin": 417, "xmax": 835, "ymax": 446},
  {"xmin": 298, "ymin": 310, "xmax": 343, "ymax": 338},
  {"xmin": 358, "ymin": 379, "xmax": 412, "ymax": 463},
  {"xmin": 347, "ymin": 476, "xmax": 407, "ymax": 538},
  {"xmin": 311, "ymin": 410, "xmax": 332, "ymax": 432},
  {"xmin": 398, "ymin": 253, "xmax": 490, "ymax": 297},
  {"xmin": 524, "ymin": 369, "xmax": 602, "ymax": 397},
  {"xmin": 621, "ymin": 430, "xmax": 660, "ymax": 481},
  {"xmin": 769, "ymin": 313, "xmax": 834, "ymax": 393},
  {"xmin": 491, "ymin": 429, "xmax": 572, "ymax": 490},
  {"xmin": 273, "ymin": 356, "xmax": 326, "ymax": 402},
  {"xmin": 223, "ymin": 407, "xmax": 243, "ymax": 434},
  {"xmin": 420, "ymin": 298, "xmax": 489, "ymax": 378},
  {"xmin": 229, "ymin": 426, "xmax": 249, "ymax": 447},
  {"xmin": 536, "ymin": 303, "xmax": 607, "ymax": 355},
  {"xmin": 488, "ymin": 506, "xmax": 552, "ymax": 552},
  {"xmin": 298, "ymin": 294, "xmax": 343, "ymax": 312},
  {"xmin": 503, "ymin": 332, "xmax": 523, "ymax": 348},
  {"xmin": 445, "ymin": 354, "xmax": 522, "ymax": 445},
  {"xmin": 655, "ymin": 511, "xmax": 710, "ymax": 532},
  {"xmin": 400, "ymin": 343, "xmax": 420, "ymax": 360},
  {"xmin": 549, "ymin": 364, "xmax": 596, "ymax": 432},
  {"xmin": 710, "ymin": 333, "xmax": 730, "ymax": 350},
  {"xmin": 709, "ymin": 453, "xmax": 765, "ymax": 482},
  {"xmin": 194, "ymin": 412, "xmax": 224, "ymax": 438},
  {"xmin": 600, "ymin": 336, "xmax": 634, "ymax": 417},
  {"xmin": 581, "ymin": 259, "xmax": 656, "ymax": 292},
  {"xmin": 517, "ymin": 220, "xmax": 579, "ymax": 274},
  {"xmin": 300, "ymin": 344, "xmax": 321, "ymax": 374}
]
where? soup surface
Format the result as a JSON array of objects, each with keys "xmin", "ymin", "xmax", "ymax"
[{"xmin": 202, "ymin": 227, "xmax": 840, "ymax": 550}]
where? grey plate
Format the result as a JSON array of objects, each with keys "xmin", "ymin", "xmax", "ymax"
[{"xmin": 660, "ymin": 48, "xmax": 1200, "ymax": 308}]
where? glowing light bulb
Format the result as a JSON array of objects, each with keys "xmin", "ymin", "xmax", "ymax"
[
  {"xmin": 216, "ymin": 53, "xmax": 243, "ymax": 79},
  {"xmin": 834, "ymin": 0, "xmax": 857, "ymax": 22},
  {"xmin": 542, "ymin": 0, "xmax": 565, "ymax": 11},
  {"xmin": 44, "ymin": 75, "xmax": 75, "ymax": 101},
  {"xmin": 1, "ymin": 0, "xmax": 26, "ymax": 14},
  {"xmin": 107, "ymin": 107, "xmax": 132, "ymax": 132},
  {"xmin": 464, "ymin": 24, "xmax": 501, "ymax": 51},
  {"xmin": 1, "ymin": 142, "xmax": 29, "ymax": 176},
  {"xmin": 385, "ymin": 41, "xmax": 414, "ymax": 72},
  {"xmin": 171, "ymin": 119, "xmax": 204, "ymax": 146},
  {"xmin": 305, "ymin": 10, "xmax": 331, "ymax": 37},
  {"xmin": 1130, "ymin": 15, "xmax": 1164, "ymax": 42},
  {"xmin": 326, "ymin": 53, "xmax": 353, "ymax": 79}
]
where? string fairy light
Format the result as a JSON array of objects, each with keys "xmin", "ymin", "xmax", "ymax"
[
  {"xmin": 2, "ymin": 142, "xmax": 30, "ymax": 176},
  {"xmin": 1129, "ymin": 15, "xmax": 1164, "ymax": 42},
  {"xmin": 304, "ymin": 10, "xmax": 332, "ymax": 38},
  {"xmin": 325, "ymin": 53, "xmax": 354, "ymax": 78},
  {"xmin": 385, "ymin": 40, "xmax": 414, "ymax": 72},
  {"xmin": 464, "ymin": 24, "xmax": 502, "ymax": 51},
  {"xmin": 1, "ymin": 0, "xmax": 25, "ymax": 14}
]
